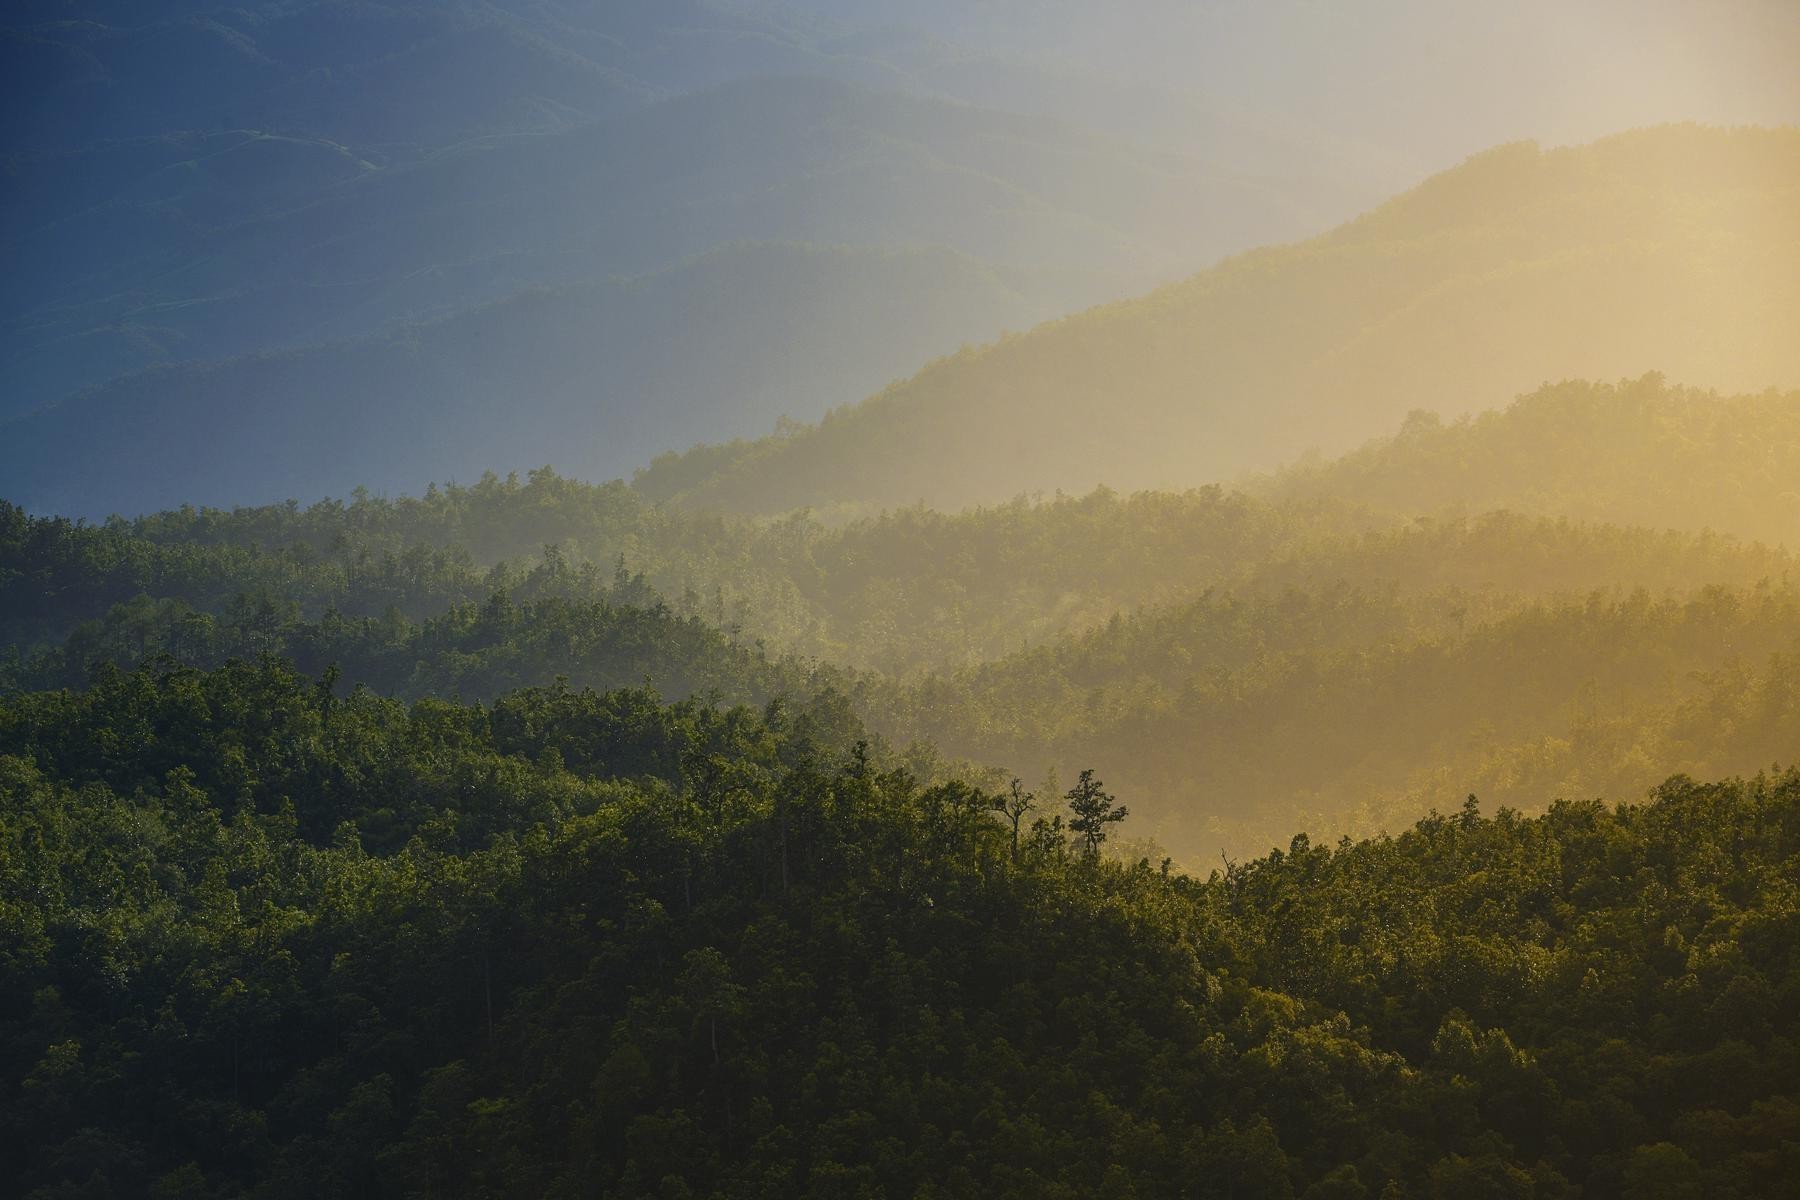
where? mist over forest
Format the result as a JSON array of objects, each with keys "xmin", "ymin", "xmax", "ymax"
[{"xmin": 3, "ymin": 3, "xmax": 1799, "ymax": 1197}]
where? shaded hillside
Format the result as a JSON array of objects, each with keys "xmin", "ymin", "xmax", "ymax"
[
  {"xmin": 1251, "ymin": 375, "xmax": 1800, "ymax": 546},
  {"xmin": 6, "ymin": 658, "xmax": 1800, "ymax": 1197},
  {"xmin": 642, "ymin": 125, "xmax": 1800, "ymax": 514},
  {"xmin": 4, "ymin": 480, "xmax": 1339, "ymax": 675},
  {"xmin": 4, "ymin": 2, "xmax": 1389, "ymax": 517},
  {"xmin": 0, "ymin": 243, "xmax": 1056, "ymax": 517},
  {"xmin": 1, "ymin": 482, "xmax": 1303, "ymax": 674},
  {"xmin": 2, "ymin": 73, "xmax": 1294, "ymax": 515},
  {"xmin": 1, "ymin": 564, "xmax": 833, "ymax": 711}
]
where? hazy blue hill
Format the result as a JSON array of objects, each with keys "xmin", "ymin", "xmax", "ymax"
[
  {"xmin": 1, "ymin": 1, "xmax": 738, "ymax": 152},
  {"xmin": 178, "ymin": 74, "xmax": 1235, "ymax": 302},
  {"xmin": 644, "ymin": 125, "xmax": 1800, "ymax": 515},
  {"xmin": 3, "ymin": 0, "xmax": 1403, "ymax": 516},
  {"xmin": 2, "ymin": 71, "xmax": 1295, "ymax": 513},
  {"xmin": 0, "ymin": 242, "xmax": 1055, "ymax": 516}
]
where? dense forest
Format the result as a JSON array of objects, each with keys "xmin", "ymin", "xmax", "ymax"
[
  {"xmin": 7, "ymin": 8, "xmax": 1799, "ymax": 1190},
  {"xmin": 12, "ymin": 375, "xmax": 1795, "ymax": 677},
  {"xmin": 5, "ymin": 310, "xmax": 1799, "ymax": 1196},
  {"xmin": 877, "ymin": 580, "xmax": 1800, "ymax": 854},
  {"xmin": 5, "ymin": 660, "xmax": 1799, "ymax": 1197},
  {"xmin": 8, "ymin": 379, "xmax": 1799, "ymax": 861}
]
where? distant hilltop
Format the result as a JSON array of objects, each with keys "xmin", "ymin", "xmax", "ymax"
[{"xmin": 639, "ymin": 125, "xmax": 1800, "ymax": 515}]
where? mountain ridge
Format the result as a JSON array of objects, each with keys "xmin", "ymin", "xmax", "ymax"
[{"xmin": 638, "ymin": 124, "xmax": 1800, "ymax": 515}]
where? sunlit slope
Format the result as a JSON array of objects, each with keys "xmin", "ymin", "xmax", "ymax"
[
  {"xmin": 874, "ymin": 577, "xmax": 1800, "ymax": 859},
  {"xmin": 13, "ymin": 472, "xmax": 1799, "ymax": 865},
  {"xmin": 646, "ymin": 125, "xmax": 1800, "ymax": 513},
  {"xmin": 12, "ymin": 652, "xmax": 1800, "ymax": 1196},
  {"xmin": 1253, "ymin": 375, "xmax": 1800, "ymax": 545}
]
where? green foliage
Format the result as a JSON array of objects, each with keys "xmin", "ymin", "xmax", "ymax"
[
  {"xmin": 101, "ymin": 473, "xmax": 1330, "ymax": 673},
  {"xmin": 10, "ymin": 460, "xmax": 1788, "ymax": 681},
  {"xmin": 10, "ymin": 457, "xmax": 1800, "ymax": 862},
  {"xmin": 3, "ymin": 662, "xmax": 1799, "ymax": 1197},
  {"xmin": 1066, "ymin": 769, "xmax": 1127, "ymax": 855},
  {"xmin": 875, "ymin": 578, "xmax": 1800, "ymax": 857},
  {"xmin": 6, "ymin": 584, "xmax": 825, "ymax": 710}
]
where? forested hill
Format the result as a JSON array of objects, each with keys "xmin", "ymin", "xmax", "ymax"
[
  {"xmin": 10, "ymin": 468, "xmax": 1799, "ymax": 858},
  {"xmin": 4, "ymin": 659, "xmax": 1799, "ymax": 1197},
  {"xmin": 873, "ymin": 578, "xmax": 1800, "ymax": 856},
  {"xmin": 10, "ymin": 5, "xmax": 1800, "ymax": 1196},
  {"xmin": 639, "ymin": 125, "xmax": 1800, "ymax": 514},
  {"xmin": 8, "ymin": 460, "xmax": 1790, "ymax": 683},
  {"xmin": 1250, "ymin": 376, "xmax": 1800, "ymax": 545},
  {"xmin": 10, "ymin": 374, "xmax": 1800, "ymax": 860}
]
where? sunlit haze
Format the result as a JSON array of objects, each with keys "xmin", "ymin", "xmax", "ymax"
[{"xmin": 5, "ymin": 4, "xmax": 1800, "ymax": 1196}]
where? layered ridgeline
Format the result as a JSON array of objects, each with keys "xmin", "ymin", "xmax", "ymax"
[
  {"xmin": 12, "ymin": 506, "xmax": 1798, "ymax": 854},
  {"xmin": 875, "ymin": 576, "xmax": 1800, "ymax": 857},
  {"xmin": 860, "ymin": 378, "xmax": 1800, "ymax": 853},
  {"xmin": 8, "ymin": 412, "xmax": 1792, "ymax": 684},
  {"xmin": 8, "ymin": 475, "xmax": 1800, "ymax": 859},
  {"xmin": 1, "ymin": 0, "xmax": 1388, "ymax": 517},
  {"xmin": 3, "ymin": 479, "xmax": 1362, "ymax": 681},
  {"xmin": 1, "ymin": 239, "xmax": 1063, "ymax": 517},
  {"xmin": 0, "ymin": 491, "xmax": 849, "ymax": 709},
  {"xmin": 18, "ymin": 377, "xmax": 1794, "ymax": 674},
  {"xmin": 4, "ymin": 660, "xmax": 1799, "ymax": 1197},
  {"xmin": 640, "ymin": 125, "xmax": 1800, "ymax": 514}
]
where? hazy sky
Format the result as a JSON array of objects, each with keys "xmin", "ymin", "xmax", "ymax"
[{"xmin": 800, "ymin": 0, "xmax": 1800, "ymax": 170}]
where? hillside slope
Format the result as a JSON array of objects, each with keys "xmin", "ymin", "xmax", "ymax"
[
  {"xmin": 4, "ymin": 1, "xmax": 1394, "ymax": 518},
  {"xmin": 6, "ymin": 659, "xmax": 1799, "ymax": 1197},
  {"xmin": 1251, "ymin": 375, "xmax": 1800, "ymax": 546},
  {"xmin": 0, "ymin": 243, "xmax": 1057, "ymax": 517},
  {"xmin": 874, "ymin": 578, "xmax": 1800, "ymax": 857},
  {"xmin": 643, "ymin": 125, "xmax": 1800, "ymax": 514},
  {"xmin": 1, "ymin": 74, "xmax": 1300, "ymax": 515}
]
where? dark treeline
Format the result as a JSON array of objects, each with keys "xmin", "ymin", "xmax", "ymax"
[
  {"xmin": 7, "ymin": 467, "xmax": 1789, "ymax": 678},
  {"xmin": 4, "ymin": 660, "xmax": 1798, "ymax": 1197},
  {"xmin": 2, "ymin": 576, "xmax": 828, "ymax": 714}
]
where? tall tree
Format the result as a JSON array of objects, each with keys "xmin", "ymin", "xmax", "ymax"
[{"xmin": 1065, "ymin": 769, "xmax": 1127, "ymax": 856}]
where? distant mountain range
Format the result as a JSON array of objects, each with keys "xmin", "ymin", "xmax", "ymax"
[
  {"xmin": 640, "ymin": 126, "xmax": 1800, "ymax": 514},
  {"xmin": 2, "ymin": 0, "xmax": 1399, "ymax": 516}
]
